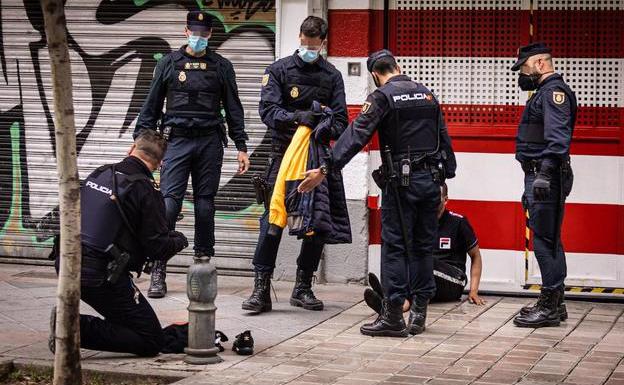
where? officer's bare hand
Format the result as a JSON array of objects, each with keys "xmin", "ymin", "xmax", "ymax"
[
  {"xmin": 298, "ymin": 169, "xmax": 325, "ymax": 193},
  {"xmin": 468, "ymin": 291, "xmax": 486, "ymax": 305},
  {"xmin": 237, "ymin": 152, "xmax": 250, "ymax": 175}
]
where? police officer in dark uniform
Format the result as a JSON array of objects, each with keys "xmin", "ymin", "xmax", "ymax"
[
  {"xmin": 300, "ymin": 50, "xmax": 456, "ymax": 337},
  {"xmin": 135, "ymin": 11, "xmax": 250, "ymax": 298},
  {"xmin": 511, "ymin": 43, "xmax": 576, "ymax": 328},
  {"xmin": 54, "ymin": 130, "xmax": 189, "ymax": 356},
  {"xmin": 241, "ymin": 16, "xmax": 348, "ymax": 313}
]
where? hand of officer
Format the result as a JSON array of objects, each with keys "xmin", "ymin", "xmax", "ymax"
[
  {"xmin": 298, "ymin": 169, "xmax": 325, "ymax": 193},
  {"xmin": 237, "ymin": 151, "xmax": 250, "ymax": 175},
  {"xmin": 294, "ymin": 110, "xmax": 322, "ymax": 129},
  {"xmin": 532, "ymin": 174, "xmax": 551, "ymax": 201},
  {"xmin": 170, "ymin": 230, "xmax": 188, "ymax": 252}
]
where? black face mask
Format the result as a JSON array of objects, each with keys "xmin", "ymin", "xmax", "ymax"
[{"xmin": 518, "ymin": 72, "xmax": 541, "ymax": 91}]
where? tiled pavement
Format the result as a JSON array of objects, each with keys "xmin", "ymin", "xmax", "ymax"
[
  {"xmin": 177, "ymin": 296, "xmax": 624, "ymax": 385},
  {"xmin": 0, "ymin": 263, "xmax": 623, "ymax": 385}
]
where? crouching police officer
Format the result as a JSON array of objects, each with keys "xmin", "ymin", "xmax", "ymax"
[
  {"xmin": 59, "ymin": 130, "xmax": 189, "ymax": 356},
  {"xmin": 299, "ymin": 50, "xmax": 456, "ymax": 337},
  {"xmin": 511, "ymin": 43, "xmax": 576, "ymax": 328},
  {"xmin": 241, "ymin": 16, "xmax": 348, "ymax": 313},
  {"xmin": 135, "ymin": 11, "xmax": 250, "ymax": 298}
]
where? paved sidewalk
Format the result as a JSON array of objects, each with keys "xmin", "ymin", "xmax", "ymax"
[
  {"xmin": 1, "ymin": 263, "xmax": 624, "ymax": 385},
  {"xmin": 0, "ymin": 263, "xmax": 363, "ymax": 378},
  {"xmin": 176, "ymin": 297, "xmax": 624, "ymax": 385}
]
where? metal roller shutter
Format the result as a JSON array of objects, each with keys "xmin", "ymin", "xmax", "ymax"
[{"xmin": 0, "ymin": 1, "xmax": 276, "ymax": 274}]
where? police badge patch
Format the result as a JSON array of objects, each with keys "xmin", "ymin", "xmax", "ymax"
[
  {"xmin": 290, "ymin": 86, "xmax": 299, "ymax": 98},
  {"xmin": 361, "ymin": 102, "xmax": 372, "ymax": 114},
  {"xmin": 261, "ymin": 74, "xmax": 269, "ymax": 86},
  {"xmin": 553, "ymin": 91, "xmax": 565, "ymax": 105},
  {"xmin": 178, "ymin": 71, "xmax": 186, "ymax": 82}
]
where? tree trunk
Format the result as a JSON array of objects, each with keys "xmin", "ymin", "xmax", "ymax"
[{"xmin": 41, "ymin": 1, "xmax": 83, "ymax": 384}]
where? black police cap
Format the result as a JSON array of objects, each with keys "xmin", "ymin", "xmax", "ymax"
[
  {"xmin": 367, "ymin": 49, "xmax": 394, "ymax": 73},
  {"xmin": 187, "ymin": 11, "xmax": 212, "ymax": 32},
  {"xmin": 511, "ymin": 42, "xmax": 552, "ymax": 71}
]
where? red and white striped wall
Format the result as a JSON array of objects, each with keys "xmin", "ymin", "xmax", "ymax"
[{"xmin": 328, "ymin": 0, "xmax": 624, "ymax": 294}]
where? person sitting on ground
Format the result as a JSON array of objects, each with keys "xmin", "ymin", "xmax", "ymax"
[{"xmin": 431, "ymin": 183, "xmax": 485, "ymax": 305}]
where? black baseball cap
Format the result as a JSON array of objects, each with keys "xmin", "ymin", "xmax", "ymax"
[
  {"xmin": 187, "ymin": 11, "xmax": 212, "ymax": 32},
  {"xmin": 511, "ymin": 42, "xmax": 552, "ymax": 71},
  {"xmin": 367, "ymin": 49, "xmax": 394, "ymax": 72}
]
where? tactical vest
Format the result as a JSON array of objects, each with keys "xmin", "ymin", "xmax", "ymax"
[
  {"xmin": 81, "ymin": 165, "xmax": 150, "ymax": 255},
  {"xmin": 166, "ymin": 51, "xmax": 222, "ymax": 119},
  {"xmin": 377, "ymin": 79, "xmax": 440, "ymax": 158},
  {"xmin": 282, "ymin": 63, "xmax": 333, "ymax": 112},
  {"xmin": 517, "ymin": 80, "xmax": 577, "ymax": 145}
]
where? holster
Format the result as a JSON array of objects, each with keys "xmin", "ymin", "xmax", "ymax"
[
  {"xmin": 430, "ymin": 161, "xmax": 446, "ymax": 185},
  {"xmin": 252, "ymin": 174, "xmax": 271, "ymax": 210},
  {"xmin": 371, "ymin": 166, "xmax": 387, "ymax": 189},
  {"xmin": 106, "ymin": 244, "xmax": 130, "ymax": 284}
]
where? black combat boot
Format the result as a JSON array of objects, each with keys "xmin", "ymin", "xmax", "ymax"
[
  {"xmin": 148, "ymin": 260, "xmax": 167, "ymax": 298},
  {"xmin": 513, "ymin": 287, "xmax": 561, "ymax": 328},
  {"xmin": 290, "ymin": 269, "xmax": 324, "ymax": 311},
  {"xmin": 519, "ymin": 284, "xmax": 568, "ymax": 321},
  {"xmin": 407, "ymin": 296, "xmax": 428, "ymax": 335},
  {"xmin": 241, "ymin": 271, "xmax": 272, "ymax": 313},
  {"xmin": 360, "ymin": 298, "xmax": 408, "ymax": 337}
]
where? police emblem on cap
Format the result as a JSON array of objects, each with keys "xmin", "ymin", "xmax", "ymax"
[
  {"xmin": 261, "ymin": 74, "xmax": 269, "ymax": 86},
  {"xmin": 198, "ymin": 13, "xmax": 204, "ymax": 21},
  {"xmin": 200, "ymin": 62, "xmax": 206, "ymax": 70},
  {"xmin": 553, "ymin": 91, "xmax": 565, "ymax": 105},
  {"xmin": 361, "ymin": 101, "xmax": 371, "ymax": 114},
  {"xmin": 290, "ymin": 86, "xmax": 299, "ymax": 98},
  {"xmin": 178, "ymin": 71, "xmax": 186, "ymax": 82},
  {"xmin": 184, "ymin": 63, "xmax": 190, "ymax": 69}
]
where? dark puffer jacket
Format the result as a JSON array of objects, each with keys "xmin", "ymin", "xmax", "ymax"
[{"xmin": 300, "ymin": 104, "xmax": 351, "ymax": 244}]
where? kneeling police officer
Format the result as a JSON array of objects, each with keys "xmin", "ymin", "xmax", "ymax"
[
  {"xmin": 56, "ymin": 130, "xmax": 189, "ymax": 356},
  {"xmin": 299, "ymin": 50, "xmax": 456, "ymax": 337}
]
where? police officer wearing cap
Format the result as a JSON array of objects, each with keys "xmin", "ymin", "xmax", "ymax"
[
  {"xmin": 300, "ymin": 49, "xmax": 456, "ymax": 337},
  {"xmin": 241, "ymin": 16, "xmax": 348, "ymax": 314},
  {"xmin": 511, "ymin": 43, "xmax": 576, "ymax": 328},
  {"xmin": 52, "ymin": 130, "xmax": 189, "ymax": 356},
  {"xmin": 135, "ymin": 11, "xmax": 250, "ymax": 298}
]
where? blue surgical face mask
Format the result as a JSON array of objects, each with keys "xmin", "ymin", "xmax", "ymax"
[
  {"xmin": 298, "ymin": 46, "xmax": 320, "ymax": 63},
  {"xmin": 188, "ymin": 35, "xmax": 208, "ymax": 53}
]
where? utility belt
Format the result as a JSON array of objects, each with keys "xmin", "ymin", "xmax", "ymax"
[
  {"xmin": 82, "ymin": 242, "xmax": 148, "ymax": 284},
  {"xmin": 372, "ymin": 154, "xmax": 446, "ymax": 189},
  {"xmin": 521, "ymin": 157, "xmax": 572, "ymax": 175},
  {"xmin": 161, "ymin": 125, "xmax": 226, "ymax": 145}
]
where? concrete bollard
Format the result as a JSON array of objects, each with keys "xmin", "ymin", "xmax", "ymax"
[{"xmin": 184, "ymin": 256, "xmax": 223, "ymax": 364}]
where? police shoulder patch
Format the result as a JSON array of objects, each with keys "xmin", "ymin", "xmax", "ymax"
[
  {"xmin": 261, "ymin": 74, "xmax": 269, "ymax": 87},
  {"xmin": 361, "ymin": 101, "xmax": 372, "ymax": 114},
  {"xmin": 553, "ymin": 91, "xmax": 565, "ymax": 105}
]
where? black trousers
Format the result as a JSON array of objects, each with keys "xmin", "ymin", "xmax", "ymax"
[
  {"xmin": 252, "ymin": 155, "xmax": 324, "ymax": 273},
  {"xmin": 381, "ymin": 171, "xmax": 439, "ymax": 306},
  {"xmin": 80, "ymin": 274, "xmax": 164, "ymax": 356},
  {"xmin": 431, "ymin": 259, "xmax": 467, "ymax": 303}
]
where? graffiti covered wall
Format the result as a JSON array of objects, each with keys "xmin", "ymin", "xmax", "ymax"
[{"xmin": 0, "ymin": 0, "xmax": 276, "ymax": 273}]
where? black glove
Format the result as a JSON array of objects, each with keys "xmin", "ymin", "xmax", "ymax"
[
  {"xmin": 170, "ymin": 230, "xmax": 188, "ymax": 253},
  {"xmin": 532, "ymin": 175, "xmax": 550, "ymax": 201},
  {"xmin": 533, "ymin": 159, "xmax": 556, "ymax": 201},
  {"xmin": 293, "ymin": 110, "xmax": 322, "ymax": 129}
]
